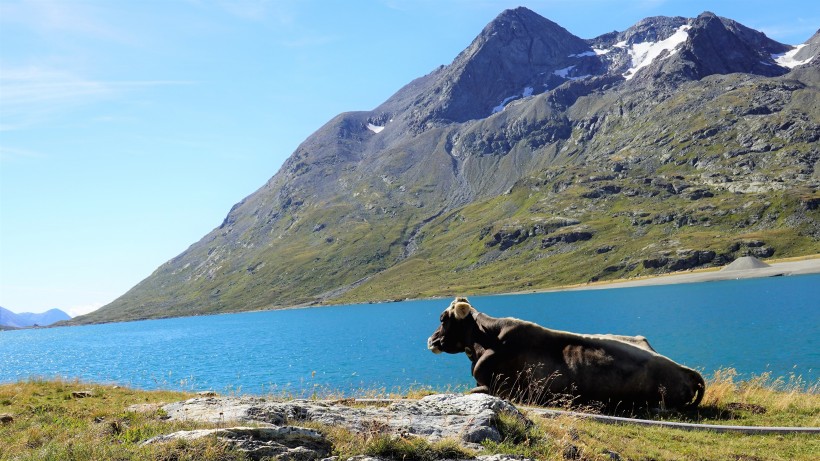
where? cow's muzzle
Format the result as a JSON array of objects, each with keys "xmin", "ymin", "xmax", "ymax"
[{"xmin": 427, "ymin": 335, "xmax": 443, "ymax": 354}]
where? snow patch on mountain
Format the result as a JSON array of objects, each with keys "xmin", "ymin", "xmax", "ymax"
[
  {"xmin": 492, "ymin": 86, "xmax": 535, "ymax": 114},
  {"xmin": 553, "ymin": 66, "xmax": 592, "ymax": 81},
  {"xmin": 773, "ymin": 44, "xmax": 814, "ymax": 68},
  {"xmin": 553, "ymin": 65, "xmax": 576, "ymax": 78},
  {"xmin": 569, "ymin": 49, "xmax": 609, "ymax": 57},
  {"xmin": 624, "ymin": 25, "xmax": 691, "ymax": 80},
  {"xmin": 367, "ymin": 123, "xmax": 385, "ymax": 133}
]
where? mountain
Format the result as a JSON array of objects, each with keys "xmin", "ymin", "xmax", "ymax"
[
  {"xmin": 68, "ymin": 8, "xmax": 819, "ymax": 325},
  {"xmin": 1, "ymin": 307, "xmax": 71, "ymax": 328}
]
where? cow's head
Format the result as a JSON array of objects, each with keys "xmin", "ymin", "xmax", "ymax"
[{"xmin": 427, "ymin": 297, "xmax": 476, "ymax": 354}]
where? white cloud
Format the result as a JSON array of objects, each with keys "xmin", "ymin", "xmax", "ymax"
[
  {"xmin": 0, "ymin": 0, "xmax": 133, "ymax": 44},
  {"xmin": 0, "ymin": 66, "xmax": 194, "ymax": 130},
  {"xmin": 64, "ymin": 302, "xmax": 105, "ymax": 318},
  {"xmin": 1, "ymin": 67, "xmax": 113, "ymax": 107}
]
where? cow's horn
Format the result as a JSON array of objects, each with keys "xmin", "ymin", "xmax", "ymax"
[{"xmin": 453, "ymin": 301, "xmax": 472, "ymax": 319}]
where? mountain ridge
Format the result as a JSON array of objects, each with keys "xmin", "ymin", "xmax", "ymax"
[
  {"xmin": 67, "ymin": 8, "xmax": 819, "ymax": 325},
  {"xmin": 1, "ymin": 307, "xmax": 71, "ymax": 328}
]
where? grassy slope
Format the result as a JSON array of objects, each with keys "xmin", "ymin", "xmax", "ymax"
[
  {"xmin": 335, "ymin": 172, "xmax": 820, "ymax": 304},
  {"xmin": 1, "ymin": 372, "xmax": 818, "ymax": 461}
]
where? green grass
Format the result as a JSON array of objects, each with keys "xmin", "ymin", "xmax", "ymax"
[
  {"xmin": 0, "ymin": 379, "xmax": 246, "ymax": 461},
  {"xmin": 482, "ymin": 368, "xmax": 820, "ymax": 461},
  {"xmin": 330, "ymin": 171, "xmax": 820, "ymax": 305},
  {"xmin": 1, "ymin": 371, "xmax": 817, "ymax": 460}
]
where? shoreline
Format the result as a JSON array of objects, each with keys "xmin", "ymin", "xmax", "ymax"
[
  {"xmin": 546, "ymin": 255, "xmax": 820, "ymax": 292},
  {"xmin": 48, "ymin": 255, "xmax": 820, "ymax": 327}
]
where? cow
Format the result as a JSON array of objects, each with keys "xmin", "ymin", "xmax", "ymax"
[{"xmin": 427, "ymin": 297, "xmax": 705, "ymax": 411}]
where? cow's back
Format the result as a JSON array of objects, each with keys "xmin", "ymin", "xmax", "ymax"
[{"xmin": 494, "ymin": 323, "xmax": 698, "ymax": 408}]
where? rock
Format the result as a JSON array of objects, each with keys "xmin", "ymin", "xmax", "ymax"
[
  {"xmin": 487, "ymin": 228, "xmax": 529, "ymax": 250},
  {"xmin": 143, "ymin": 426, "xmax": 331, "ymax": 461},
  {"xmin": 726, "ymin": 402, "xmax": 767, "ymax": 414},
  {"xmin": 601, "ymin": 263, "xmax": 626, "ymax": 273},
  {"xmin": 71, "ymin": 390, "xmax": 93, "ymax": 398},
  {"xmin": 642, "ymin": 257, "xmax": 669, "ymax": 269},
  {"xmin": 485, "ymin": 219, "xmax": 583, "ymax": 250},
  {"xmin": 667, "ymin": 250, "xmax": 715, "ymax": 271},
  {"xmin": 686, "ymin": 188, "xmax": 714, "ymax": 200},
  {"xmin": 563, "ymin": 444, "xmax": 582, "ymax": 460},
  {"xmin": 0, "ymin": 413, "xmax": 13, "ymax": 424},
  {"xmin": 801, "ymin": 196, "xmax": 820, "ymax": 211},
  {"xmin": 197, "ymin": 391, "xmax": 219, "ymax": 397},
  {"xmin": 388, "ymin": 393, "xmax": 526, "ymax": 444},
  {"xmin": 541, "ymin": 231, "xmax": 593, "ymax": 248},
  {"xmin": 161, "ymin": 393, "xmax": 530, "ymax": 447},
  {"xmin": 748, "ymin": 246, "xmax": 774, "ymax": 258},
  {"xmin": 346, "ymin": 456, "xmax": 534, "ymax": 461},
  {"xmin": 581, "ymin": 185, "xmax": 621, "ymax": 198}
]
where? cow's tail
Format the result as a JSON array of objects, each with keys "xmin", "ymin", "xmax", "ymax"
[{"xmin": 686, "ymin": 368, "xmax": 706, "ymax": 408}]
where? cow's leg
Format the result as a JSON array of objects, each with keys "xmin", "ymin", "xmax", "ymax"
[
  {"xmin": 472, "ymin": 350, "xmax": 518, "ymax": 399},
  {"xmin": 469, "ymin": 384, "xmax": 490, "ymax": 394},
  {"xmin": 471, "ymin": 350, "xmax": 497, "ymax": 392}
]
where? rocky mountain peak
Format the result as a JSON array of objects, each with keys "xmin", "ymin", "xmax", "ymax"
[
  {"xmin": 680, "ymin": 12, "xmax": 789, "ymax": 78},
  {"xmin": 475, "ymin": 6, "xmax": 571, "ymax": 45},
  {"xmin": 612, "ymin": 15, "xmax": 689, "ymax": 47},
  {"xmin": 609, "ymin": 11, "xmax": 792, "ymax": 83},
  {"xmin": 400, "ymin": 7, "xmax": 590, "ymax": 127}
]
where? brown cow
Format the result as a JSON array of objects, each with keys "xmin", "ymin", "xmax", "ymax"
[{"xmin": 427, "ymin": 297, "xmax": 705, "ymax": 411}]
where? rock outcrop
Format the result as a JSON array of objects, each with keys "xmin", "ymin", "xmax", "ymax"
[
  {"xmin": 143, "ymin": 426, "xmax": 331, "ymax": 461},
  {"xmin": 143, "ymin": 393, "xmax": 534, "ymax": 460}
]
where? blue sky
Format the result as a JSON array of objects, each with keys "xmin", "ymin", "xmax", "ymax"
[{"xmin": 1, "ymin": 0, "xmax": 818, "ymax": 317}]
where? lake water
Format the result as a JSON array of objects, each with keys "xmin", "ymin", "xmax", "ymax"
[{"xmin": 1, "ymin": 274, "xmax": 817, "ymax": 395}]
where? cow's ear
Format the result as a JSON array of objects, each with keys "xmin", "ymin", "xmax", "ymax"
[{"xmin": 453, "ymin": 301, "xmax": 472, "ymax": 319}]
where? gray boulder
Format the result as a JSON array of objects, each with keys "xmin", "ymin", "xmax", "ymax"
[
  {"xmin": 143, "ymin": 426, "xmax": 330, "ymax": 461},
  {"xmin": 159, "ymin": 393, "xmax": 528, "ymax": 446},
  {"xmin": 343, "ymin": 456, "xmax": 533, "ymax": 461}
]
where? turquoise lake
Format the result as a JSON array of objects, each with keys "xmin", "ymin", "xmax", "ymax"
[{"xmin": 1, "ymin": 274, "xmax": 817, "ymax": 395}]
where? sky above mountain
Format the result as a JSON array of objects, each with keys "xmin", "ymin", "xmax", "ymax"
[{"xmin": 1, "ymin": 0, "xmax": 818, "ymax": 316}]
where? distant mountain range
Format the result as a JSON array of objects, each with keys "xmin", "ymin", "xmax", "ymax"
[
  {"xmin": 1, "ymin": 306, "xmax": 71, "ymax": 329},
  {"xmin": 68, "ymin": 8, "xmax": 819, "ymax": 325}
]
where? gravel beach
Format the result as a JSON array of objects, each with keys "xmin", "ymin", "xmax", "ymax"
[{"xmin": 560, "ymin": 256, "xmax": 820, "ymax": 292}]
